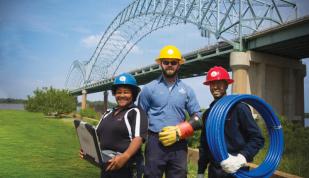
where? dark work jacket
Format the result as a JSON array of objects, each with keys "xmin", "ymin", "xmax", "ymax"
[{"xmin": 198, "ymin": 98, "xmax": 265, "ymax": 177}]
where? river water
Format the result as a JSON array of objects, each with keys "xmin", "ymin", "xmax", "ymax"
[
  {"xmin": 0, "ymin": 104, "xmax": 24, "ymax": 110},
  {"xmin": 305, "ymin": 118, "xmax": 309, "ymax": 127}
]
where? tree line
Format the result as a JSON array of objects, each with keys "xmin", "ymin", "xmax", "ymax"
[{"xmin": 0, "ymin": 98, "xmax": 26, "ymax": 104}]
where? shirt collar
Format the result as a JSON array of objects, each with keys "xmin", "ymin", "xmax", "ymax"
[
  {"xmin": 209, "ymin": 100, "xmax": 218, "ymax": 108},
  {"xmin": 157, "ymin": 74, "xmax": 180, "ymax": 86}
]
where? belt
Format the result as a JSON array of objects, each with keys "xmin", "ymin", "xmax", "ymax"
[{"xmin": 148, "ymin": 130, "xmax": 159, "ymax": 136}]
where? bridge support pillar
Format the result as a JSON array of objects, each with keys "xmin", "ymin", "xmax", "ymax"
[
  {"xmin": 230, "ymin": 51, "xmax": 306, "ymax": 122},
  {"xmin": 81, "ymin": 89, "xmax": 87, "ymax": 110},
  {"xmin": 103, "ymin": 91, "xmax": 108, "ymax": 113},
  {"xmin": 230, "ymin": 52, "xmax": 251, "ymax": 94}
]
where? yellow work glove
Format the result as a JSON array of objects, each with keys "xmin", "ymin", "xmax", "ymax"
[{"xmin": 159, "ymin": 126, "xmax": 181, "ymax": 146}]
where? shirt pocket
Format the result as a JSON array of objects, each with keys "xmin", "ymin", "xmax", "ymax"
[
  {"xmin": 170, "ymin": 91, "xmax": 187, "ymax": 108},
  {"xmin": 151, "ymin": 90, "xmax": 168, "ymax": 107}
]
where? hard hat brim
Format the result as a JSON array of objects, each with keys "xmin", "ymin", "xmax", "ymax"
[
  {"xmin": 203, "ymin": 79, "xmax": 234, "ymax": 85},
  {"xmin": 155, "ymin": 57, "xmax": 185, "ymax": 64},
  {"xmin": 111, "ymin": 84, "xmax": 141, "ymax": 93}
]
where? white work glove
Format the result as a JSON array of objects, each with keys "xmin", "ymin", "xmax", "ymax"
[
  {"xmin": 197, "ymin": 174, "xmax": 204, "ymax": 178},
  {"xmin": 220, "ymin": 154, "xmax": 247, "ymax": 174}
]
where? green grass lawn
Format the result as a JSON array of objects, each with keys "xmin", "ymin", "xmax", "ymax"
[
  {"xmin": 0, "ymin": 110, "xmax": 200, "ymax": 178},
  {"xmin": 0, "ymin": 110, "xmax": 100, "ymax": 177}
]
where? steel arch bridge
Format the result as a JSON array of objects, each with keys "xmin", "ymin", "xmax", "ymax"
[{"xmin": 65, "ymin": 0, "xmax": 296, "ymax": 90}]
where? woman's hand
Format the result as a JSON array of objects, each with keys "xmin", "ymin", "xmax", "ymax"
[
  {"xmin": 105, "ymin": 153, "xmax": 130, "ymax": 171},
  {"xmin": 105, "ymin": 137, "xmax": 143, "ymax": 171},
  {"xmin": 79, "ymin": 149, "xmax": 84, "ymax": 159}
]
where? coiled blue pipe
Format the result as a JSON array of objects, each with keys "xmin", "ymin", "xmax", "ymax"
[{"xmin": 206, "ymin": 94, "xmax": 284, "ymax": 178}]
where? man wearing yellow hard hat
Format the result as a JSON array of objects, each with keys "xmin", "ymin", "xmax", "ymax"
[{"xmin": 139, "ymin": 45, "xmax": 202, "ymax": 178}]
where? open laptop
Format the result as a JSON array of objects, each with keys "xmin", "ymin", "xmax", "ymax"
[{"xmin": 73, "ymin": 120, "xmax": 120, "ymax": 168}]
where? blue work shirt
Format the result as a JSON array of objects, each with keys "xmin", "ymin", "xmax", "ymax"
[{"xmin": 138, "ymin": 75, "xmax": 202, "ymax": 132}]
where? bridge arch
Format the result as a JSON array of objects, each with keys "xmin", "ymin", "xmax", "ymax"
[
  {"xmin": 66, "ymin": 0, "xmax": 296, "ymax": 89},
  {"xmin": 65, "ymin": 60, "xmax": 86, "ymax": 90}
]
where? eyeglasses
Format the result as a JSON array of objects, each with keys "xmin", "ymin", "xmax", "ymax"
[{"xmin": 162, "ymin": 60, "xmax": 178, "ymax": 66}]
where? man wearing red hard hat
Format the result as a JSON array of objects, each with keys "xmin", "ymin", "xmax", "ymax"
[{"xmin": 197, "ymin": 66, "xmax": 264, "ymax": 178}]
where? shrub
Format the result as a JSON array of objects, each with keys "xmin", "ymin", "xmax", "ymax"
[
  {"xmin": 187, "ymin": 109, "xmax": 206, "ymax": 148},
  {"xmin": 188, "ymin": 130, "xmax": 201, "ymax": 148},
  {"xmin": 254, "ymin": 115, "xmax": 309, "ymax": 177},
  {"xmin": 277, "ymin": 115, "xmax": 309, "ymax": 176},
  {"xmin": 79, "ymin": 108, "xmax": 98, "ymax": 120},
  {"xmin": 25, "ymin": 87, "xmax": 77, "ymax": 116}
]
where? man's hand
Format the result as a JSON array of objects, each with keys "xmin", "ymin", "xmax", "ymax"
[
  {"xmin": 220, "ymin": 154, "xmax": 247, "ymax": 173},
  {"xmin": 159, "ymin": 126, "xmax": 180, "ymax": 146},
  {"xmin": 159, "ymin": 121, "xmax": 195, "ymax": 146}
]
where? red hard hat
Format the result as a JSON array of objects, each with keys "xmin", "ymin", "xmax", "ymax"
[{"xmin": 203, "ymin": 66, "xmax": 234, "ymax": 85}]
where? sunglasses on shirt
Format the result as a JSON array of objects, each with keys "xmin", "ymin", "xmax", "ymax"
[{"xmin": 162, "ymin": 60, "xmax": 178, "ymax": 66}]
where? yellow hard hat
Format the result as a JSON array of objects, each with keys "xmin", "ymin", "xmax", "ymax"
[{"xmin": 155, "ymin": 45, "xmax": 185, "ymax": 64}]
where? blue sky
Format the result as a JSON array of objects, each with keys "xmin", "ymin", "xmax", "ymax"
[{"xmin": 0, "ymin": 0, "xmax": 308, "ymax": 111}]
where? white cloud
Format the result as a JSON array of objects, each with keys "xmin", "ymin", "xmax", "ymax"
[
  {"xmin": 81, "ymin": 31, "xmax": 143, "ymax": 54},
  {"xmin": 112, "ymin": 31, "xmax": 143, "ymax": 55},
  {"xmin": 81, "ymin": 34, "xmax": 101, "ymax": 48},
  {"xmin": 130, "ymin": 45, "xmax": 142, "ymax": 54}
]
